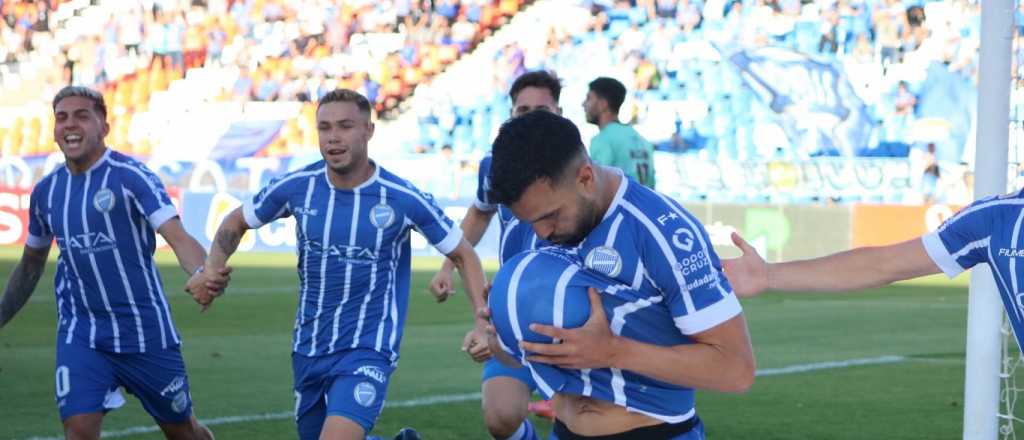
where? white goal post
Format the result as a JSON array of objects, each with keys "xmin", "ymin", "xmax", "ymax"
[{"xmin": 965, "ymin": 0, "xmax": 1014, "ymax": 437}]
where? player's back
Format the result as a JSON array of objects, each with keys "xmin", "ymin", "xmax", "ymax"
[
  {"xmin": 489, "ymin": 248, "xmax": 698, "ymax": 424},
  {"xmin": 28, "ymin": 150, "xmax": 181, "ymax": 353}
]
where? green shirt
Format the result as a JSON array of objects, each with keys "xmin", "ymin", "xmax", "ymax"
[{"xmin": 589, "ymin": 122, "xmax": 657, "ymax": 188}]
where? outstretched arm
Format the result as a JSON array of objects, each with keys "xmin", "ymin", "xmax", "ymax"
[
  {"xmin": 430, "ymin": 206, "xmax": 495, "ymax": 302},
  {"xmin": 722, "ymin": 232, "xmax": 942, "ymax": 297},
  {"xmin": 0, "ymin": 244, "xmax": 51, "ymax": 330}
]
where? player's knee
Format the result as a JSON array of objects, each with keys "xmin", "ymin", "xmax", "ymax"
[
  {"xmin": 63, "ymin": 415, "xmax": 101, "ymax": 440},
  {"xmin": 482, "ymin": 400, "xmax": 528, "ymax": 438}
]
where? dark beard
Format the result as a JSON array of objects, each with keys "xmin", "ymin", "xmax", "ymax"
[{"xmin": 549, "ymin": 195, "xmax": 599, "ymax": 245}]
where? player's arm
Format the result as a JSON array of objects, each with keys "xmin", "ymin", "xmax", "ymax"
[
  {"xmin": 0, "ymin": 243, "xmax": 51, "ymax": 330},
  {"xmin": 522, "ymin": 288, "xmax": 755, "ymax": 393},
  {"xmin": 723, "ymin": 233, "xmax": 942, "ymax": 298},
  {"xmin": 204, "ymin": 208, "xmax": 249, "ymax": 281},
  {"xmin": 431, "ymin": 205, "xmax": 495, "ymax": 302},
  {"xmin": 158, "ymin": 217, "xmax": 208, "ymax": 276},
  {"xmin": 606, "ymin": 312, "xmax": 754, "ymax": 393},
  {"xmin": 446, "ymin": 238, "xmax": 493, "ymax": 362}
]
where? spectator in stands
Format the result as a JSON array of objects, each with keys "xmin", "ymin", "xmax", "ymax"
[
  {"xmin": 583, "ymin": 77, "xmax": 657, "ymax": 188},
  {"xmin": 894, "ymin": 80, "xmax": 916, "ymax": 116}
]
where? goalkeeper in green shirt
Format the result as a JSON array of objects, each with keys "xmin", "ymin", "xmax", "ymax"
[{"xmin": 583, "ymin": 77, "xmax": 657, "ymax": 188}]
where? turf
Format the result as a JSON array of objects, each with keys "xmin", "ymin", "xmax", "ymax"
[{"xmin": 0, "ymin": 248, "xmax": 1015, "ymax": 439}]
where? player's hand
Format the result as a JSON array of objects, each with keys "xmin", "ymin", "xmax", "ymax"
[
  {"xmin": 461, "ymin": 325, "xmax": 492, "ymax": 363},
  {"xmin": 203, "ymin": 266, "xmax": 233, "ymax": 297},
  {"xmin": 429, "ymin": 268, "xmax": 455, "ymax": 303},
  {"xmin": 477, "ymin": 281, "xmax": 496, "ymax": 335},
  {"xmin": 522, "ymin": 288, "xmax": 618, "ymax": 370},
  {"xmin": 185, "ymin": 271, "xmax": 216, "ymax": 311},
  {"xmin": 721, "ymin": 232, "xmax": 769, "ymax": 298}
]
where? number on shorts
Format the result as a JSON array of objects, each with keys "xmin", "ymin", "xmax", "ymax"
[{"xmin": 55, "ymin": 366, "xmax": 71, "ymax": 398}]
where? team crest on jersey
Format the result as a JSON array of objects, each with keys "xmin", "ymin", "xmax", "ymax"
[
  {"xmin": 93, "ymin": 188, "xmax": 116, "ymax": 213},
  {"xmin": 585, "ymin": 246, "xmax": 623, "ymax": 278},
  {"xmin": 370, "ymin": 203, "xmax": 396, "ymax": 229},
  {"xmin": 171, "ymin": 390, "xmax": 189, "ymax": 413},
  {"xmin": 353, "ymin": 381, "xmax": 377, "ymax": 407}
]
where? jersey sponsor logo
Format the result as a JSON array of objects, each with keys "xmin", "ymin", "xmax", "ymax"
[
  {"xmin": 683, "ymin": 271, "xmax": 719, "ymax": 291},
  {"xmin": 302, "ymin": 237, "xmax": 379, "ymax": 263},
  {"xmin": 160, "ymin": 376, "xmax": 186, "ymax": 397},
  {"xmin": 93, "ymin": 188, "xmax": 116, "ymax": 213},
  {"xmin": 171, "ymin": 390, "xmax": 189, "ymax": 413},
  {"xmin": 674, "ymin": 250, "xmax": 709, "ymax": 277},
  {"xmin": 353, "ymin": 381, "xmax": 377, "ymax": 407},
  {"xmin": 656, "ymin": 212, "xmax": 680, "ymax": 226},
  {"xmin": 58, "ymin": 232, "xmax": 117, "ymax": 254},
  {"xmin": 586, "ymin": 246, "xmax": 623, "ymax": 278},
  {"xmin": 354, "ymin": 365, "xmax": 387, "ymax": 384},
  {"xmin": 370, "ymin": 203, "xmax": 396, "ymax": 229},
  {"xmin": 672, "ymin": 227, "xmax": 695, "ymax": 252},
  {"xmin": 292, "ymin": 206, "xmax": 318, "ymax": 217},
  {"xmin": 999, "ymin": 248, "xmax": 1024, "ymax": 258}
]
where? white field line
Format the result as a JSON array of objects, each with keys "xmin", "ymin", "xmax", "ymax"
[{"xmin": 20, "ymin": 355, "xmax": 910, "ymax": 440}]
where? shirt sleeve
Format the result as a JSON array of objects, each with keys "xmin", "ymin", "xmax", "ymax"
[
  {"xmin": 121, "ymin": 162, "xmax": 179, "ymax": 230},
  {"xmin": 242, "ymin": 174, "xmax": 295, "ymax": 229},
  {"xmin": 26, "ymin": 183, "xmax": 53, "ymax": 249},
  {"xmin": 638, "ymin": 199, "xmax": 742, "ymax": 335},
  {"xmin": 921, "ymin": 198, "xmax": 995, "ymax": 278},
  {"xmin": 474, "ymin": 156, "xmax": 497, "ymax": 212},
  {"xmin": 402, "ymin": 184, "xmax": 463, "ymax": 255}
]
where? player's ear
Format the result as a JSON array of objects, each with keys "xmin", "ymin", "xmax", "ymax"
[
  {"xmin": 366, "ymin": 120, "xmax": 375, "ymax": 139},
  {"xmin": 575, "ymin": 159, "xmax": 595, "ymax": 191}
]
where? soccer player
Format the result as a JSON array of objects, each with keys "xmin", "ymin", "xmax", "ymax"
[
  {"xmin": 429, "ymin": 70, "xmax": 561, "ymax": 440},
  {"xmin": 720, "ymin": 190, "xmax": 1024, "ymax": 351},
  {"xmin": 488, "ymin": 247, "xmax": 711, "ymax": 439},
  {"xmin": 583, "ymin": 77, "xmax": 656, "ymax": 189},
  {"xmin": 192, "ymin": 89, "xmax": 490, "ymax": 440},
  {"xmin": 486, "ymin": 111, "xmax": 755, "ymax": 438},
  {"xmin": 0, "ymin": 86, "xmax": 216, "ymax": 439}
]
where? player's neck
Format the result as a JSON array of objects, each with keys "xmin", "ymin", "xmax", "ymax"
[
  {"xmin": 327, "ymin": 160, "xmax": 375, "ymax": 189},
  {"xmin": 597, "ymin": 113, "xmax": 619, "ymax": 130},
  {"xmin": 65, "ymin": 146, "xmax": 108, "ymax": 175},
  {"xmin": 594, "ymin": 165, "xmax": 621, "ymax": 218}
]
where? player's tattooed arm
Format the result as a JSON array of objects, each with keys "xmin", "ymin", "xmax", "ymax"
[{"xmin": 0, "ymin": 244, "xmax": 50, "ymax": 329}]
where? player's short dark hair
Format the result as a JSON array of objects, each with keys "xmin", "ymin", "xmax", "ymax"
[
  {"xmin": 488, "ymin": 111, "xmax": 585, "ymax": 206},
  {"xmin": 52, "ymin": 86, "xmax": 107, "ymax": 119},
  {"xmin": 588, "ymin": 77, "xmax": 627, "ymax": 114},
  {"xmin": 509, "ymin": 70, "xmax": 562, "ymax": 104},
  {"xmin": 317, "ymin": 89, "xmax": 372, "ymax": 118}
]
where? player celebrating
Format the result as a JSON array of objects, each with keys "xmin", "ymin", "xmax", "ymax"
[
  {"xmin": 192, "ymin": 89, "xmax": 490, "ymax": 440},
  {"xmin": 0, "ymin": 86, "xmax": 217, "ymax": 439},
  {"xmin": 488, "ymin": 247, "xmax": 714, "ymax": 439},
  {"xmin": 721, "ymin": 190, "xmax": 1024, "ymax": 354},
  {"xmin": 429, "ymin": 70, "xmax": 561, "ymax": 440},
  {"xmin": 486, "ymin": 111, "xmax": 755, "ymax": 438}
]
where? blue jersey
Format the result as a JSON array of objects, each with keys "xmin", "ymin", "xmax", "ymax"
[
  {"xmin": 573, "ymin": 173, "xmax": 741, "ymax": 337},
  {"xmin": 922, "ymin": 189, "xmax": 1024, "ymax": 351},
  {"xmin": 475, "ymin": 156, "xmax": 544, "ymax": 263},
  {"xmin": 27, "ymin": 149, "xmax": 182, "ymax": 354},
  {"xmin": 244, "ymin": 162, "xmax": 462, "ymax": 360},
  {"xmin": 489, "ymin": 248, "xmax": 706, "ymax": 424}
]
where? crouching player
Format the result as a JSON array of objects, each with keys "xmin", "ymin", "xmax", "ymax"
[{"xmin": 488, "ymin": 247, "xmax": 752, "ymax": 439}]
